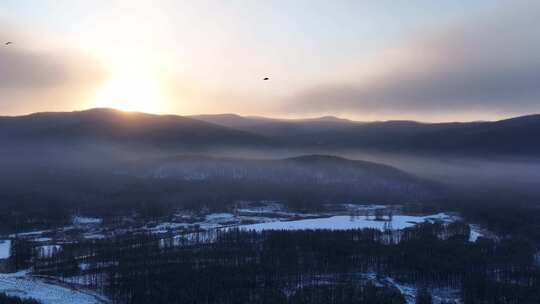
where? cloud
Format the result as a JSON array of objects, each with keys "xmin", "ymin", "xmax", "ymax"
[
  {"xmin": 0, "ymin": 48, "xmax": 100, "ymax": 89},
  {"xmin": 290, "ymin": 3, "xmax": 540, "ymax": 119},
  {"xmin": 0, "ymin": 29, "xmax": 105, "ymax": 115}
]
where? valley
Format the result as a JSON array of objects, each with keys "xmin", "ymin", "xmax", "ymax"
[{"xmin": 0, "ymin": 201, "xmax": 490, "ymax": 304}]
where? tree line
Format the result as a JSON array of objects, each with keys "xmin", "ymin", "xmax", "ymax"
[{"xmin": 13, "ymin": 220, "xmax": 538, "ymax": 304}]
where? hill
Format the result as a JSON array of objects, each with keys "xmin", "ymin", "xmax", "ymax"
[
  {"xmin": 0, "ymin": 108, "xmax": 269, "ymax": 162},
  {"xmin": 193, "ymin": 113, "xmax": 540, "ymax": 156},
  {"xmin": 2, "ymin": 109, "xmax": 539, "ymax": 157},
  {"xmin": 123, "ymin": 154, "xmax": 435, "ymax": 203}
]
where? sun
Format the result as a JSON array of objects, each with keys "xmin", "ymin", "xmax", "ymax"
[{"xmin": 92, "ymin": 73, "xmax": 166, "ymax": 114}]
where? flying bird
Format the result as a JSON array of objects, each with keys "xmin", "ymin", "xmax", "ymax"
[
  {"xmin": 4, "ymin": 42, "xmax": 13, "ymax": 46},
  {"xmin": 263, "ymin": 77, "xmax": 269, "ymax": 80}
]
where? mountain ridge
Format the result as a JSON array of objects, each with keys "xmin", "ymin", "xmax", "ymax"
[
  {"xmin": 1, "ymin": 108, "xmax": 539, "ymax": 156},
  {"xmin": 0, "ymin": 108, "xmax": 270, "ymax": 149}
]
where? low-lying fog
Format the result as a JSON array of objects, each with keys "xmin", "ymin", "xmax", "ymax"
[
  {"xmin": 207, "ymin": 147, "xmax": 540, "ymax": 197},
  {"xmin": 2, "ymin": 143, "xmax": 540, "ymax": 200}
]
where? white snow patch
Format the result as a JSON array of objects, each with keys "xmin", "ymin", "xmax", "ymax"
[
  {"xmin": 79, "ymin": 262, "xmax": 91, "ymax": 271},
  {"xmin": 9, "ymin": 230, "xmax": 51, "ymax": 238},
  {"xmin": 205, "ymin": 213, "xmax": 234, "ymax": 221},
  {"xmin": 194, "ymin": 223, "xmax": 223, "ymax": 230},
  {"xmin": 0, "ymin": 270, "xmax": 109, "ymax": 304},
  {"xmin": 0, "ymin": 240, "xmax": 11, "ymax": 259},
  {"xmin": 37, "ymin": 245, "xmax": 62, "ymax": 258},
  {"xmin": 239, "ymin": 213, "xmax": 451, "ymax": 232},
  {"xmin": 151, "ymin": 222, "xmax": 189, "ymax": 231},
  {"xmin": 83, "ymin": 234, "xmax": 106, "ymax": 240},
  {"xmin": 469, "ymin": 225, "xmax": 483, "ymax": 242},
  {"xmin": 343, "ymin": 204, "xmax": 389, "ymax": 211},
  {"xmin": 73, "ymin": 216, "xmax": 103, "ymax": 225},
  {"xmin": 384, "ymin": 277, "xmax": 416, "ymax": 304},
  {"xmin": 236, "ymin": 203, "xmax": 298, "ymax": 216}
]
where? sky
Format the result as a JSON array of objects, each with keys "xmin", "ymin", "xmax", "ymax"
[{"xmin": 0, "ymin": 0, "xmax": 539, "ymax": 122}]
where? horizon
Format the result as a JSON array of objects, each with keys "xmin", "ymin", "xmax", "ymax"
[
  {"xmin": 2, "ymin": 1, "xmax": 540, "ymax": 122},
  {"xmin": 2, "ymin": 106, "xmax": 538, "ymax": 124}
]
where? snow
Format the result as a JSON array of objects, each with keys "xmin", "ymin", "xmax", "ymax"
[
  {"xmin": 469, "ymin": 225, "xmax": 483, "ymax": 242},
  {"xmin": 151, "ymin": 222, "xmax": 189, "ymax": 231},
  {"xmin": 384, "ymin": 277, "xmax": 416, "ymax": 304},
  {"xmin": 237, "ymin": 207, "xmax": 280, "ymax": 214},
  {"xmin": 83, "ymin": 233, "xmax": 106, "ymax": 240},
  {"xmin": 236, "ymin": 203, "xmax": 299, "ymax": 217},
  {"xmin": 79, "ymin": 262, "xmax": 91, "ymax": 271},
  {"xmin": 194, "ymin": 223, "xmax": 222, "ymax": 230},
  {"xmin": 205, "ymin": 213, "xmax": 234, "ymax": 221},
  {"xmin": 239, "ymin": 213, "xmax": 451, "ymax": 232},
  {"xmin": 73, "ymin": 216, "xmax": 103, "ymax": 225},
  {"xmin": 9, "ymin": 230, "xmax": 51, "ymax": 238},
  {"xmin": 0, "ymin": 270, "xmax": 109, "ymax": 304},
  {"xmin": 342, "ymin": 204, "xmax": 389, "ymax": 211},
  {"xmin": 0, "ymin": 240, "xmax": 11, "ymax": 259},
  {"xmin": 37, "ymin": 245, "xmax": 62, "ymax": 258},
  {"xmin": 383, "ymin": 277, "xmax": 461, "ymax": 304}
]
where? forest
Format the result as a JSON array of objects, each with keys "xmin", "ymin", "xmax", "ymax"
[{"xmin": 6, "ymin": 219, "xmax": 538, "ymax": 304}]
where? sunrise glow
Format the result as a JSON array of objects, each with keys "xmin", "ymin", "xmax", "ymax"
[{"xmin": 91, "ymin": 72, "xmax": 166, "ymax": 114}]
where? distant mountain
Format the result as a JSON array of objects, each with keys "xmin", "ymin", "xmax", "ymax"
[
  {"xmin": 410, "ymin": 114, "xmax": 540, "ymax": 154},
  {"xmin": 0, "ymin": 108, "xmax": 268, "ymax": 150},
  {"xmin": 1, "ymin": 109, "xmax": 539, "ymax": 157},
  {"xmin": 189, "ymin": 114, "xmax": 361, "ymax": 138},
  {"xmin": 293, "ymin": 115, "xmax": 540, "ymax": 155},
  {"xmin": 192, "ymin": 113, "xmax": 540, "ymax": 156}
]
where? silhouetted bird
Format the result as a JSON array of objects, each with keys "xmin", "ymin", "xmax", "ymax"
[
  {"xmin": 263, "ymin": 77, "xmax": 269, "ymax": 80},
  {"xmin": 4, "ymin": 42, "xmax": 12, "ymax": 46}
]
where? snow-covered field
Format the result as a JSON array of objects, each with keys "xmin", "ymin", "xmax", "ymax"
[
  {"xmin": 2, "ymin": 203, "xmax": 487, "ymax": 261},
  {"xmin": 0, "ymin": 271, "xmax": 109, "ymax": 304},
  {"xmin": 0, "ymin": 203, "xmax": 479, "ymax": 304},
  {"xmin": 239, "ymin": 213, "xmax": 451, "ymax": 232}
]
